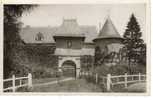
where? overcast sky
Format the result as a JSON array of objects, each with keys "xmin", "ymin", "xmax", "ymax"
[{"xmin": 21, "ymin": 4, "xmax": 146, "ymax": 42}]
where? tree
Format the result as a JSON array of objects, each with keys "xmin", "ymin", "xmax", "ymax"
[
  {"xmin": 123, "ymin": 13, "xmax": 145, "ymax": 66},
  {"xmin": 139, "ymin": 43, "xmax": 146, "ymax": 65},
  {"xmin": 94, "ymin": 46, "xmax": 102, "ymax": 66},
  {"xmin": 81, "ymin": 55, "xmax": 94, "ymax": 71},
  {"xmin": 94, "ymin": 46, "xmax": 108, "ymax": 66},
  {"xmin": 4, "ymin": 5, "xmax": 37, "ymax": 78}
]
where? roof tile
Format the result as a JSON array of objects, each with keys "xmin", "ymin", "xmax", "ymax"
[{"xmin": 98, "ymin": 17, "xmax": 121, "ymax": 38}]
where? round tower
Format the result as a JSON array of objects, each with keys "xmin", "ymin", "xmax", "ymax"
[
  {"xmin": 93, "ymin": 17, "xmax": 124, "ymax": 65},
  {"xmin": 93, "ymin": 17, "xmax": 123, "ymax": 54}
]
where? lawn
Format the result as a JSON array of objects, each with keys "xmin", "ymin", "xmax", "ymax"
[
  {"xmin": 111, "ymin": 82, "xmax": 146, "ymax": 92},
  {"xmin": 32, "ymin": 79, "xmax": 102, "ymax": 92},
  {"xmin": 126, "ymin": 82, "xmax": 146, "ymax": 92}
]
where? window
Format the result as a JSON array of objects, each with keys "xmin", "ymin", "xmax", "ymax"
[
  {"xmin": 67, "ymin": 41, "xmax": 72, "ymax": 48},
  {"xmin": 35, "ymin": 32, "xmax": 44, "ymax": 41}
]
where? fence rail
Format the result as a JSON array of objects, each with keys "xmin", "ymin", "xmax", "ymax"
[
  {"xmin": 3, "ymin": 73, "xmax": 32, "ymax": 92},
  {"xmin": 110, "ymin": 73, "xmax": 146, "ymax": 89},
  {"xmin": 79, "ymin": 71, "xmax": 146, "ymax": 91}
]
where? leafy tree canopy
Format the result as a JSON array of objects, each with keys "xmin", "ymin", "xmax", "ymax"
[
  {"xmin": 4, "ymin": 5, "xmax": 37, "ymax": 78},
  {"xmin": 4, "ymin": 5, "xmax": 37, "ymax": 45}
]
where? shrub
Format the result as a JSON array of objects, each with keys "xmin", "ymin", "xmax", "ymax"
[
  {"xmin": 81, "ymin": 55, "xmax": 94, "ymax": 71},
  {"xmin": 94, "ymin": 63, "xmax": 146, "ymax": 76},
  {"xmin": 85, "ymin": 74, "xmax": 96, "ymax": 83},
  {"xmin": 32, "ymin": 66, "xmax": 57, "ymax": 79},
  {"xmin": 4, "ymin": 43, "xmax": 59, "ymax": 79},
  {"xmin": 109, "ymin": 63, "xmax": 129, "ymax": 75},
  {"xmin": 94, "ymin": 65, "xmax": 110, "ymax": 76},
  {"xmin": 16, "ymin": 86, "xmax": 32, "ymax": 92},
  {"xmin": 4, "ymin": 46, "xmax": 32, "ymax": 79}
]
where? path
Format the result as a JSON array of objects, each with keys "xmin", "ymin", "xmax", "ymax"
[
  {"xmin": 34, "ymin": 77, "xmax": 75, "ymax": 87},
  {"xmin": 32, "ymin": 78, "xmax": 102, "ymax": 92}
]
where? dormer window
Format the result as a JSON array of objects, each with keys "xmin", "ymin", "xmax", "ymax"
[
  {"xmin": 35, "ymin": 32, "xmax": 44, "ymax": 41},
  {"xmin": 67, "ymin": 41, "xmax": 72, "ymax": 48}
]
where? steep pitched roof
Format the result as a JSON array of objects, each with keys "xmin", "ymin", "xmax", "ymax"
[
  {"xmin": 54, "ymin": 19, "xmax": 85, "ymax": 38},
  {"xmin": 20, "ymin": 19, "xmax": 97, "ymax": 43},
  {"xmin": 54, "ymin": 19, "xmax": 98, "ymax": 42},
  {"xmin": 20, "ymin": 27, "xmax": 57, "ymax": 43},
  {"xmin": 97, "ymin": 17, "xmax": 121, "ymax": 39},
  {"xmin": 55, "ymin": 19, "xmax": 81, "ymax": 35}
]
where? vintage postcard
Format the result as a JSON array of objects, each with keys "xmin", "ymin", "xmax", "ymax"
[{"xmin": 0, "ymin": 0, "xmax": 151, "ymax": 95}]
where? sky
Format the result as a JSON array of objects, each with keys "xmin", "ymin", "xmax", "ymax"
[{"xmin": 21, "ymin": 4, "xmax": 146, "ymax": 42}]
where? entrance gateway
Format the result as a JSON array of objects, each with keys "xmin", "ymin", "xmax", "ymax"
[
  {"xmin": 58, "ymin": 56, "xmax": 81, "ymax": 78},
  {"xmin": 52, "ymin": 19, "xmax": 95, "ymax": 78},
  {"xmin": 62, "ymin": 61, "xmax": 76, "ymax": 77}
]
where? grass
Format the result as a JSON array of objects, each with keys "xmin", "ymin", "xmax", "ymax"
[
  {"xmin": 111, "ymin": 82, "xmax": 146, "ymax": 93},
  {"xmin": 32, "ymin": 79, "xmax": 102, "ymax": 92},
  {"xmin": 126, "ymin": 82, "xmax": 146, "ymax": 92}
]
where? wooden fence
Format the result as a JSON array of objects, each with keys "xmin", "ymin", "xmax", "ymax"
[
  {"xmin": 3, "ymin": 73, "xmax": 32, "ymax": 92},
  {"xmin": 79, "ymin": 72, "xmax": 146, "ymax": 91}
]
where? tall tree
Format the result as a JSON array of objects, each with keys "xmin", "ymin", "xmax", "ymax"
[
  {"xmin": 4, "ymin": 5, "xmax": 37, "ymax": 78},
  {"xmin": 94, "ymin": 46, "xmax": 102, "ymax": 66},
  {"xmin": 123, "ymin": 13, "xmax": 145, "ymax": 65}
]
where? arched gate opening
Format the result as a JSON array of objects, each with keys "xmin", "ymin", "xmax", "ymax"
[{"xmin": 62, "ymin": 60, "xmax": 76, "ymax": 77}]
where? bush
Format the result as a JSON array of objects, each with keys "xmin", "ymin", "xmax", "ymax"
[
  {"xmin": 85, "ymin": 74, "xmax": 96, "ymax": 83},
  {"xmin": 4, "ymin": 44, "xmax": 58, "ymax": 79},
  {"xmin": 94, "ymin": 63, "xmax": 146, "ymax": 76},
  {"xmin": 16, "ymin": 86, "xmax": 32, "ymax": 92},
  {"xmin": 4, "ymin": 45, "xmax": 32, "ymax": 79},
  {"xmin": 128, "ymin": 64, "xmax": 146, "ymax": 74},
  {"xmin": 81, "ymin": 55, "xmax": 94, "ymax": 71},
  {"xmin": 109, "ymin": 63, "xmax": 129, "ymax": 75},
  {"xmin": 32, "ymin": 66, "xmax": 57, "ymax": 79},
  {"xmin": 94, "ymin": 65, "xmax": 110, "ymax": 76}
]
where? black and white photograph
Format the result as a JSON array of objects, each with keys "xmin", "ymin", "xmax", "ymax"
[{"xmin": 3, "ymin": 3, "xmax": 149, "ymax": 94}]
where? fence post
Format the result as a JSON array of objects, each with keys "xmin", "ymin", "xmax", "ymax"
[
  {"xmin": 106, "ymin": 74, "xmax": 111, "ymax": 91},
  {"xmin": 95, "ymin": 73, "xmax": 98, "ymax": 84},
  {"xmin": 12, "ymin": 75, "xmax": 15, "ymax": 92},
  {"xmin": 28, "ymin": 73, "xmax": 32, "ymax": 89},
  {"xmin": 138, "ymin": 73, "xmax": 141, "ymax": 82},
  {"xmin": 124, "ymin": 73, "xmax": 127, "ymax": 88}
]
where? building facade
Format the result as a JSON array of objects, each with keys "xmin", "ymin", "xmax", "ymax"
[{"xmin": 20, "ymin": 18, "xmax": 123, "ymax": 78}]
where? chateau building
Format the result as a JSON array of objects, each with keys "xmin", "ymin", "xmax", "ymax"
[{"xmin": 20, "ymin": 17, "xmax": 123, "ymax": 78}]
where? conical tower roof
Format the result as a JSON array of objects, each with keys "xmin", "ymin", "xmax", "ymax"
[{"xmin": 95, "ymin": 17, "xmax": 121, "ymax": 40}]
